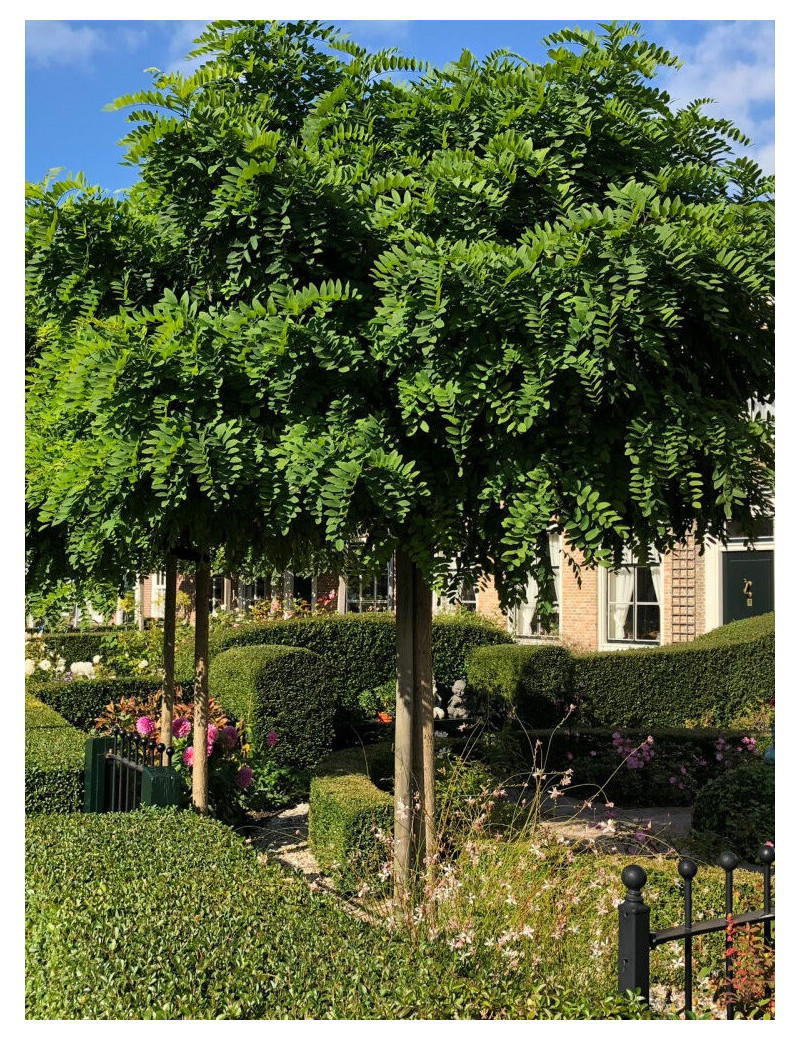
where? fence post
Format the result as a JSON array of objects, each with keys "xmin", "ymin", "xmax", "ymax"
[
  {"xmin": 619, "ymin": 864, "xmax": 651, "ymax": 1005},
  {"xmin": 84, "ymin": 736, "xmax": 114, "ymax": 813}
]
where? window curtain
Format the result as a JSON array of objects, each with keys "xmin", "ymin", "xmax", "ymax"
[
  {"xmin": 650, "ymin": 563, "xmax": 661, "ymax": 606},
  {"xmin": 609, "ymin": 568, "xmax": 635, "ymax": 640},
  {"xmin": 548, "ymin": 533, "xmax": 561, "ymax": 608}
]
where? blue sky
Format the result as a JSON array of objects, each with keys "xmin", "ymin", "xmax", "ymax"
[{"xmin": 25, "ymin": 14, "xmax": 776, "ymax": 195}]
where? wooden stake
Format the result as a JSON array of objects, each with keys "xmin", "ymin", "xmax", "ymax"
[
  {"xmin": 160, "ymin": 554, "xmax": 178, "ymax": 765},
  {"xmin": 192, "ymin": 554, "xmax": 211, "ymax": 813}
]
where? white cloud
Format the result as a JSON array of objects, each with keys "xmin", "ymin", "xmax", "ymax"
[
  {"xmin": 657, "ymin": 21, "xmax": 774, "ymax": 172},
  {"xmin": 25, "ymin": 21, "xmax": 103, "ymax": 68}
]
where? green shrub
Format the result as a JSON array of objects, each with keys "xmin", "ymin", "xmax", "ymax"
[
  {"xmin": 572, "ymin": 635, "xmax": 774, "ymax": 728},
  {"xmin": 26, "ymin": 627, "xmax": 167, "ymax": 677},
  {"xmin": 309, "ymin": 745, "xmax": 394, "ymax": 893},
  {"xmin": 203, "ymin": 612, "xmax": 512, "ymax": 730},
  {"xmin": 209, "ymin": 644, "xmax": 333, "ymax": 769},
  {"xmin": 691, "ymin": 763, "xmax": 775, "ymax": 861},
  {"xmin": 466, "ymin": 643, "xmax": 574, "ymax": 725},
  {"xmin": 31, "ymin": 676, "xmax": 192, "ymax": 732},
  {"xmin": 25, "ymin": 694, "xmax": 86, "ymax": 815},
  {"xmin": 691, "ymin": 612, "xmax": 774, "ymax": 647}
]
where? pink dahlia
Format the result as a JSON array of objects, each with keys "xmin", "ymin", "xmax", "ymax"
[
  {"xmin": 221, "ymin": 725, "xmax": 239, "ymax": 751},
  {"xmin": 235, "ymin": 765, "xmax": 253, "ymax": 790},
  {"xmin": 173, "ymin": 717, "xmax": 191, "ymax": 739},
  {"xmin": 266, "ymin": 730, "xmax": 279, "ymax": 748},
  {"xmin": 183, "ymin": 746, "xmax": 194, "ymax": 768},
  {"xmin": 136, "ymin": 717, "xmax": 155, "ymax": 738}
]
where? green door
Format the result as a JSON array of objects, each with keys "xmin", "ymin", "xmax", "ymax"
[{"xmin": 722, "ymin": 550, "xmax": 774, "ymax": 624}]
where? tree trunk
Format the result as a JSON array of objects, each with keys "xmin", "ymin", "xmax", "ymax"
[
  {"xmin": 393, "ymin": 549, "xmax": 435, "ymax": 904},
  {"xmin": 137, "ymin": 576, "xmax": 146, "ymax": 631},
  {"xmin": 192, "ymin": 555, "xmax": 211, "ymax": 813},
  {"xmin": 160, "ymin": 554, "xmax": 177, "ymax": 765}
]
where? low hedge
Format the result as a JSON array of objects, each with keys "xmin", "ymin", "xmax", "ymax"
[
  {"xmin": 464, "ymin": 615, "xmax": 774, "ymax": 731},
  {"xmin": 200, "ymin": 612, "xmax": 512, "ymax": 728},
  {"xmin": 25, "ymin": 694, "xmax": 86, "ymax": 815},
  {"xmin": 30, "ymin": 676, "xmax": 193, "ymax": 732},
  {"xmin": 308, "ymin": 745, "xmax": 394, "ymax": 894},
  {"xmin": 209, "ymin": 645, "xmax": 333, "ymax": 769},
  {"xmin": 691, "ymin": 762, "xmax": 775, "ymax": 862},
  {"xmin": 25, "ymin": 809, "xmax": 662, "ymax": 1020},
  {"xmin": 572, "ymin": 634, "xmax": 774, "ymax": 728},
  {"xmin": 466, "ymin": 644, "xmax": 573, "ymax": 725}
]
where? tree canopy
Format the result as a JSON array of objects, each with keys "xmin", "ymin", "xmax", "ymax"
[{"xmin": 26, "ymin": 20, "xmax": 774, "ymax": 610}]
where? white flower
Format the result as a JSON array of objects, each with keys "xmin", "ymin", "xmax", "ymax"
[
  {"xmin": 56, "ymin": 657, "xmax": 66, "ymax": 670},
  {"xmin": 25, "ymin": 659, "xmax": 35, "ymax": 676},
  {"xmin": 38, "ymin": 659, "xmax": 51, "ymax": 672},
  {"xmin": 92, "ymin": 655, "xmax": 101, "ymax": 665},
  {"xmin": 434, "ymin": 729, "xmax": 449, "ymax": 740},
  {"xmin": 138, "ymin": 659, "xmax": 149, "ymax": 670},
  {"xmin": 70, "ymin": 661, "xmax": 95, "ymax": 679}
]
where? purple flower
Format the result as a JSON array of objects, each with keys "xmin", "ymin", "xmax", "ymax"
[
  {"xmin": 266, "ymin": 731, "xmax": 278, "ymax": 748},
  {"xmin": 173, "ymin": 717, "xmax": 191, "ymax": 739},
  {"xmin": 183, "ymin": 746, "xmax": 194, "ymax": 768},
  {"xmin": 235, "ymin": 765, "xmax": 253, "ymax": 789},
  {"xmin": 136, "ymin": 717, "xmax": 155, "ymax": 738},
  {"xmin": 221, "ymin": 725, "xmax": 239, "ymax": 751}
]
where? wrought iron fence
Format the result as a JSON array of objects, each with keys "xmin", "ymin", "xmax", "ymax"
[
  {"xmin": 618, "ymin": 846, "xmax": 775, "ymax": 1018},
  {"xmin": 84, "ymin": 730, "xmax": 182, "ymax": 812}
]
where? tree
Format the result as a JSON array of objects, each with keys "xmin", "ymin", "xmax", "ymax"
[{"xmin": 26, "ymin": 21, "xmax": 773, "ymax": 885}]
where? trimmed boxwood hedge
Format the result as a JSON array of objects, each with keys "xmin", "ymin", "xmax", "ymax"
[
  {"xmin": 209, "ymin": 644, "xmax": 333, "ymax": 769},
  {"xmin": 466, "ymin": 644, "xmax": 573, "ymax": 725},
  {"xmin": 25, "ymin": 694, "xmax": 86, "ymax": 815},
  {"xmin": 29, "ymin": 676, "xmax": 193, "ymax": 732},
  {"xmin": 691, "ymin": 762, "xmax": 775, "ymax": 861},
  {"xmin": 199, "ymin": 612, "xmax": 512, "ymax": 725},
  {"xmin": 308, "ymin": 744, "xmax": 395, "ymax": 894},
  {"xmin": 465, "ymin": 614, "xmax": 773, "ymax": 730}
]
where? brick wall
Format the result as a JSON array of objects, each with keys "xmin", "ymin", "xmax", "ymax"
[{"xmin": 559, "ymin": 544, "xmax": 600, "ymax": 651}]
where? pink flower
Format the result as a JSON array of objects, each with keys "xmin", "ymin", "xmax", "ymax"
[
  {"xmin": 172, "ymin": 717, "xmax": 191, "ymax": 739},
  {"xmin": 266, "ymin": 731, "xmax": 278, "ymax": 748},
  {"xmin": 566, "ymin": 752, "xmax": 574, "ymax": 761},
  {"xmin": 235, "ymin": 765, "xmax": 253, "ymax": 789},
  {"xmin": 183, "ymin": 746, "xmax": 194, "ymax": 768},
  {"xmin": 207, "ymin": 724, "xmax": 219, "ymax": 745},
  {"xmin": 136, "ymin": 717, "xmax": 155, "ymax": 738},
  {"xmin": 221, "ymin": 725, "xmax": 239, "ymax": 751}
]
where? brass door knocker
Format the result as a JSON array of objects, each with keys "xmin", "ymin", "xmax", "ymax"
[{"xmin": 743, "ymin": 579, "xmax": 753, "ymax": 607}]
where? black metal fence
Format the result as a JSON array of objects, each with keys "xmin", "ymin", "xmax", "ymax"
[
  {"xmin": 618, "ymin": 846, "xmax": 775, "ymax": 1019},
  {"xmin": 84, "ymin": 730, "xmax": 182, "ymax": 813}
]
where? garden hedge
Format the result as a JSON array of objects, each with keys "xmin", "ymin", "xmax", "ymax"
[
  {"xmin": 464, "ymin": 614, "xmax": 773, "ymax": 730},
  {"xmin": 691, "ymin": 762, "xmax": 775, "ymax": 861},
  {"xmin": 308, "ymin": 744, "xmax": 394, "ymax": 894},
  {"xmin": 25, "ymin": 693, "xmax": 86, "ymax": 815},
  {"xmin": 194, "ymin": 612, "xmax": 512, "ymax": 724},
  {"xmin": 466, "ymin": 644, "xmax": 574, "ymax": 725},
  {"xmin": 29, "ymin": 676, "xmax": 193, "ymax": 732},
  {"xmin": 25, "ymin": 809, "xmax": 766, "ymax": 1019},
  {"xmin": 209, "ymin": 644, "xmax": 333, "ymax": 769}
]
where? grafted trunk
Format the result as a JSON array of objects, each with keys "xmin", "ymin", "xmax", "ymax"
[
  {"xmin": 192, "ymin": 555, "xmax": 211, "ymax": 813},
  {"xmin": 160, "ymin": 554, "xmax": 177, "ymax": 765},
  {"xmin": 393, "ymin": 549, "xmax": 435, "ymax": 904}
]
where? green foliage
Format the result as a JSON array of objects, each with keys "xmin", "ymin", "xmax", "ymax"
[
  {"xmin": 209, "ymin": 644, "xmax": 333, "ymax": 769},
  {"xmin": 691, "ymin": 763, "xmax": 775, "ymax": 861},
  {"xmin": 31, "ymin": 676, "xmax": 185, "ymax": 732},
  {"xmin": 466, "ymin": 643, "xmax": 574, "ymax": 725},
  {"xmin": 572, "ymin": 635, "xmax": 774, "ymax": 728},
  {"xmin": 26, "ymin": 627, "xmax": 165, "ymax": 677},
  {"xmin": 690, "ymin": 611, "xmax": 774, "ymax": 647},
  {"xmin": 25, "ymin": 694, "xmax": 86, "ymax": 815},
  {"xmin": 357, "ymin": 681, "xmax": 396, "ymax": 721},
  {"xmin": 202, "ymin": 613, "xmax": 511, "ymax": 727},
  {"xmin": 26, "ymin": 19, "xmax": 773, "ymax": 624},
  {"xmin": 308, "ymin": 745, "xmax": 395, "ymax": 894}
]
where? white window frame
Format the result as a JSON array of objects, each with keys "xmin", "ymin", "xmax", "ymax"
[
  {"xmin": 151, "ymin": 571, "xmax": 167, "ymax": 620},
  {"xmin": 512, "ymin": 531, "xmax": 562, "ymax": 641},
  {"xmin": 599, "ymin": 548, "xmax": 663, "ymax": 650}
]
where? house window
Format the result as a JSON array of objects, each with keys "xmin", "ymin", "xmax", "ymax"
[
  {"xmin": 239, "ymin": 577, "xmax": 268, "ymax": 611},
  {"xmin": 346, "ymin": 566, "xmax": 390, "ymax": 613},
  {"xmin": 515, "ymin": 532, "xmax": 560, "ymax": 638},
  {"xmin": 606, "ymin": 549, "xmax": 661, "ymax": 644},
  {"xmin": 151, "ymin": 571, "xmax": 167, "ymax": 619}
]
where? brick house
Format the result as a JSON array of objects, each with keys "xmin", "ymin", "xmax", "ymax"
[{"xmin": 134, "ymin": 519, "xmax": 774, "ymax": 651}]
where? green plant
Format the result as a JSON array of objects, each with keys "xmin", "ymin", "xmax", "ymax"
[
  {"xmin": 466, "ymin": 643, "xmax": 574, "ymax": 725},
  {"xmin": 25, "ymin": 693, "xmax": 86, "ymax": 815},
  {"xmin": 357, "ymin": 681, "xmax": 396, "ymax": 722},
  {"xmin": 209, "ymin": 644, "xmax": 334, "ymax": 770},
  {"xmin": 31, "ymin": 676, "xmax": 192, "ymax": 732},
  {"xmin": 690, "ymin": 763, "xmax": 775, "ymax": 861}
]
